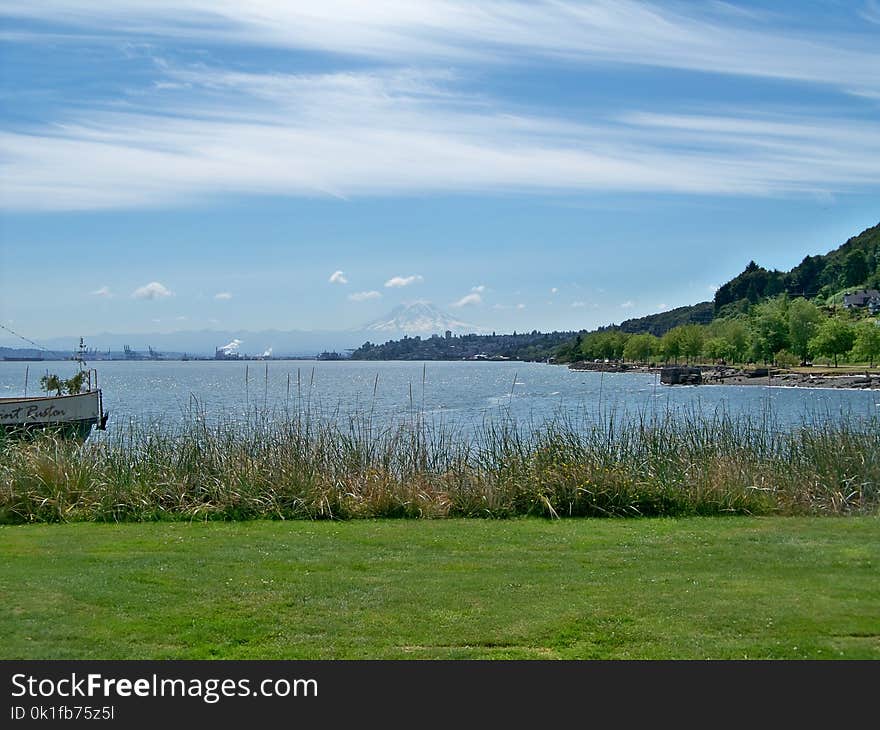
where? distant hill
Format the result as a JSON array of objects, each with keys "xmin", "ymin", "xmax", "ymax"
[
  {"xmin": 350, "ymin": 330, "xmax": 574, "ymax": 361},
  {"xmin": 612, "ymin": 302, "xmax": 715, "ymax": 337},
  {"xmin": 583, "ymin": 221, "xmax": 880, "ymax": 337},
  {"xmin": 0, "ymin": 346, "xmax": 71, "ymax": 361}
]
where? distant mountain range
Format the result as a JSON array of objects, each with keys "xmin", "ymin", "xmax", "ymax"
[
  {"xmin": 0, "ymin": 302, "xmax": 489, "ymax": 358},
  {"xmin": 0, "ymin": 329, "xmax": 363, "ymax": 359}
]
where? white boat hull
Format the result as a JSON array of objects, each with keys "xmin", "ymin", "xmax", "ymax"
[{"xmin": 0, "ymin": 390, "xmax": 106, "ymax": 438}]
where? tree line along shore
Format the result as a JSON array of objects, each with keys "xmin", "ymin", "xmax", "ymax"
[{"xmin": 556, "ymin": 293, "xmax": 879, "ymax": 384}]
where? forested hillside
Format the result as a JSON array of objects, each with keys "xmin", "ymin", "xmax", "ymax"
[
  {"xmin": 714, "ymin": 222, "xmax": 880, "ymax": 311},
  {"xmin": 351, "ymin": 330, "xmax": 574, "ymax": 361},
  {"xmin": 556, "ymin": 221, "xmax": 880, "ymax": 367},
  {"xmin": 615, "ymin": 302, "xmax": 715, "ymax": 336}
]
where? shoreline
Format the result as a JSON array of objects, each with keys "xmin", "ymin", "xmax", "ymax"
[
  {"xmin": 567, "ymin": 360, "xmax": 880, "ymax": 390},
  {"xmin": 703, "ymin": 368, "xmax": 880, "ymax": 390}
]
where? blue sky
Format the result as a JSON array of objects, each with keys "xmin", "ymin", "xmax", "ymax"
[{"xmin": 1, "ymin": 1, "xmax": 879, "ymax": 342}]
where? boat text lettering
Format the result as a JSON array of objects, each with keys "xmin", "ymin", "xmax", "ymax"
[{"xmin": 1, "ymin": 405, "xmax": 68, "ymax": 421}]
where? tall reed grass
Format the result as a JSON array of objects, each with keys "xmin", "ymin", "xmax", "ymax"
[{"xmin": 1, "ymin": 403, "xmax": 878, "ymax": 523}]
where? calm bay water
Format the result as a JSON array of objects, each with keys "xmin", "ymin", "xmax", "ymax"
[{"xmin": 2, "ymin": 359, "xmax": 878, "ymax": 433}]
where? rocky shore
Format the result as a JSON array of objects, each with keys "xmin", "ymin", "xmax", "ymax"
[
  {"xmin": 701, "ymin": 367, "xmax": 880, "ymax": 389},
  {"xmin": 567, "ymin": 360, "xmax": 880, "ymax": 389},
  {"xmin": 568, "ymin": 361, "xmax": 653, "ymax": 374}
]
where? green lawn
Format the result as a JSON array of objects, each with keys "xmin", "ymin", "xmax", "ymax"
[{"xmin": 2, "ymin": 517, "xmax": 878, "ymax": 659}]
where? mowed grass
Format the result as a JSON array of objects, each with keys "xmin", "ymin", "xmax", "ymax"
[{"xmin": 2, "ymin": 517, "xmax": 878, "ymax": 659}]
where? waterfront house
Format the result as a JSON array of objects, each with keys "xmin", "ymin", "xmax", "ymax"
[{"xmin": 843, "ymin": 289, "xmax": 880, "ymax": 312}]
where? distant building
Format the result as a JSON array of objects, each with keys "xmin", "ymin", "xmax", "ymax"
[
  {"xmin": 122, "ymin": 345, "xmax": 148, "ymax": 360},
  {"xmin": 215, "ymin": 339, "xmax": 243, "ymax": 360},
  {"xmin": 843, "ymin": 289, "xmax": 880, "ymax": 312},
  {"xmin": 215, "ymin": 348, "xmax": 240, "ymax": 360},
  {"xmin": 317, "ymin": 351, "xmax": 345, "ymax": 361}
]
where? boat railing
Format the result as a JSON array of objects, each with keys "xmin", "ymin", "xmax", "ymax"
[{"xmin": 86, "ymin": 368, "xmax": 99, "ymax": 392}]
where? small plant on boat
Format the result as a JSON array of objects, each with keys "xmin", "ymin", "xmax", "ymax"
[
  {"xmin": 39, "ymin": 371, "xmax": 87, "ymax": 396},
  {"xmin": 64, "ymin": 371, "xmax": 87, "ymax": 394},
  {"xmin": 40, "ymin": 374, "xmax": 64, "ymax": 395}
]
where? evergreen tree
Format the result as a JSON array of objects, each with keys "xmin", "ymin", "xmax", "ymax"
[{"xmin": 844, "ymin": 249, "xmax": 869, "ymax": 287}]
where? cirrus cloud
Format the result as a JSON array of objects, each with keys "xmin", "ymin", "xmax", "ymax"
[
  {"xmin": 3, "ymin": 1, "xmax": 880, "ymax": 96},
  {"xmin": 2, "ymin": 65, "xmax": 880, "ymax": 211},
  {"xmin": 2, "ymin": 3, "xmax": 880, "ymax": 216},
  {"xmin": 329, "ymin": 270, "xmax": 348, "ymax": 285}
]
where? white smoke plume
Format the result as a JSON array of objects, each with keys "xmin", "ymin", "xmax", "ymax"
[{"xmin": 218, "ymin": 338, "xmax": 242, "ymax": 354}]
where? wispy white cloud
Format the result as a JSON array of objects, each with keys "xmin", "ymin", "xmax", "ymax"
[
  {"xmin": 861, "ymin": 0, "xmax": 880, "ymax": 24},
  {"xmin": 2, "ymin": 58, "xmax": 880, "ymax": 211},
  {"xmin": 132, "ymin": 281, "xmax": 172, "ymax": 300},
  {"xmin": 452, "ymin": 292, "xmax": 482, "ymax": 307},
  {"xmin": 620, "ymin": 300, "xmax": 635, "ymax": 308},
  {"xmin": 214, "ymin": 291, "xmax": 232, "ymax": 300},
  {"xmin": 707, "ymin": 1, "xmax": 772, "ymax": 22},
  {"xmin": 550, "ymin": 287, "xmax": 558, "ymax": 294},
  {"xmin": 385, "ymin": 274, "xmax": 424, "ymax": 288},
  {"xmin": 328, "ymin": 270, "xmax": 348, "ymax": 285},
  {"xmin": 471, "ymin": 284, "xmax": 486, "ymax": 293},
  {"xmin": 349, "ymin": 290, "xmax": 381, "ymax": 302},
  {"xmin": 91, "ymin": 285, "xmax": 112, "ymax": 297},
  {"xmin": 3, "ymin": 1, "xmax": 878, "ymax": 95}
]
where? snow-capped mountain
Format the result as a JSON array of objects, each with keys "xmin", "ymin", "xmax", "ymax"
[{"xmin": 362, "ymin": 301, "xmax": 483, "ymax": 336}]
